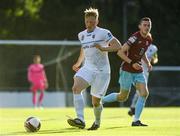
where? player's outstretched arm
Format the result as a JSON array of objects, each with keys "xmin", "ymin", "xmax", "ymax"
[
  {"xmin": 117, "ymin": 43, "xmax": 141, "ymax": 70},
  {"xmin": 95, "ymin": 38, "xmax": 122, "ymax": 52},
  {"xmin": 72, "ymin": 48, "xmax": 85, "ymax": 72},
  {"xmin": 117, "ymin": 43, "xmax": 131, "ymax": 63}
]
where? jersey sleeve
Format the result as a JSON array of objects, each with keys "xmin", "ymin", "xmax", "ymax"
[
  {"xmin": 153, "ymin": 45, "xmax": 158, "ymax": 53},
  {"xmin": 78, "ymin": 33, "xmax": 81, "ymax": 41},
  {"xmin": 78, "ymin": 32, "xmax": 85, "ymax": 43},
  {"xmin": 102, "ymin": 29, "xmax": 114, "ymax": 44},
  {"xmin": 149, "ymin": 44, "xmax": 158, "ymax": 55},
  {"xmin": 126, "ymin": 35, "xmax": 138, "ymax": 46}
]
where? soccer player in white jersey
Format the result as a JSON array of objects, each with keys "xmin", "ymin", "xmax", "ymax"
[
  {"xmin": 67, "ymin": 7, "xmax": 122, "ymax": 130},
  {"xmin": 128, "ymin": 44, "xmax": 158, "ymax": 116}
]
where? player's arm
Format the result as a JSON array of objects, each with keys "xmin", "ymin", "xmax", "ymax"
[
  {"xmin": 95, "ymin": 38, "xmax": 122, "ymax": 52},
  {"xmin": 117, "ymin": 43, "xmax": 131, "ymax": 63},
  {"xmin": 72, "ymin": 48, "xmax": 85, "ymax": 72},
  {"xmin": 27, "ymin": 66, "xmax": 33, "ymax": 83},
  {"xmin": 43, "ymin": 68, "xmax": 49, "ymax": 89},
  {"xmin": 117, "ymin": 43, "xmax": 141, "ymax": 70},
  {"xmin": 142, "ymin": 53, "xmax": 152, "ymax": 71}
]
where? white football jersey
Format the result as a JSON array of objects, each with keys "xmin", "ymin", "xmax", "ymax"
[
  {"xmin": 145, "ymin": 44, "xmax": 158, "ymax": 61},
  {"xmin": 142, "ymin": 44, "xmax": 158, "ymax": 81},
  {"xmin": 78, "ymin": 27, "xmax": 114, "ymax": 73}
]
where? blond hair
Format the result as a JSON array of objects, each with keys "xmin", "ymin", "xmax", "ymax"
[{"xmin": 84, "ymin": 7, "xmax": 99, "ymax": 20}]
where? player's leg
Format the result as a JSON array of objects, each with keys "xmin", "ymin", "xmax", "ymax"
[
  {"xmin": 102, "ymin": 70, "xmax": 132, "ymax": 103},
  {"xmin": 38, "ymin": 90, "xmax": 44, "ymax": 107},
  {"xmin": 73, "ymin": 77, "xmax": 89, "ymax": 120},
  {"xmin": 88, "ymin": 96, "xmax": 102, "ymax": 130},
  {"xmin": 67, "ymin": 76, "xmax": 89, "ymax": 129},
  {"xmin": 132, "ymin": 73, "xmax": 149, "ymax": 126},
  {"xmin": 88, "ymin": 73, "xmax": 110, "ymax": 130},
  {"xmin": 128, "ymin": 71, "xmax": 149, "ymax": 116},
  {"xmin": 38, "ymin": 83, "xmax": 45, "ymax": 107},
  {"xmin": 32, "ymin": 91, "xmax": 37, "ymax": 107},
  {"xmin": 31, "ymin": 84, "xmax": 37, "ymax": 107},
  {"xmin": 67, "ymin": 67, "xmax": 91, "ymax": 129},
  {"xmin": 128, "ymin": 92, "xmax": 139, "ymax": 116}
]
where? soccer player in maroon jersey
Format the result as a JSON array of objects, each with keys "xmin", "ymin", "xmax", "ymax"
[{"xmin": 102, "ymin": 17, "xmax": 152, "ymax": 126}]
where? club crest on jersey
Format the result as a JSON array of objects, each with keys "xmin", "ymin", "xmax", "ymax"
[
  {"xmin": 108, "ymin": 32, "xmax": 112, "ymax": 38},
  {"xmin": 92, "ymin": 34, "xmax": 95, "ymax": 39},
  {"xmin": 81, "ymin": 35, "xmax": 84, "ymax": 41}
]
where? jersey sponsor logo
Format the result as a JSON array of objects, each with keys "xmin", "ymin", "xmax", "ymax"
[
  {"xmin": 92, "ymin": 34, "xmax": 95, "ymax": 39},
  {"xmin": 107, "ymin": 32, "xmax": 112, "ymax": 38},
  {"xmin": 128, "ymin": 36, "xmax": 137, "ymax": 44},
  {"xmin": 81, "ymin": 35, "xmax": 84, "ymax": 41},
  {"xmin": 82, "ymin": 44, "xmax": 96, "ymax": 49}
]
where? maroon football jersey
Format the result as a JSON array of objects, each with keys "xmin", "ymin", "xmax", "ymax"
[{"xmin": 121, "ymin": 31, "xmax": 152, "ymax": 73}]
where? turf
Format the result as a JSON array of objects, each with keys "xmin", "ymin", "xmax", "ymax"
[{"xmin": 0, "ymin": 107, "xmax": 180, "ymax": 136}]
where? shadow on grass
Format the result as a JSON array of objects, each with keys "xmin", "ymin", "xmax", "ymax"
[
  {"xmin": 105, "ymin": 126, "xmax": 129, "ymax": 129},
  {"xmin": 1, "ymin": 131, "xmax": 28, "ymax": 136},
  {"xmin": 104, "ymin": 116, "xmax": 124, "ymax": 119},
  {"xmin": 3, "ymin": 128, "xmax": 81, "ymax": 135},
  {"xmin": 37, "ymin": 128, "xmax": 81, "ymax": 134}
]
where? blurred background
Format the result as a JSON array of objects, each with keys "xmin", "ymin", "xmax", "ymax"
[{"xmin": 0, "ymin": 0, "xmax": 180, "ymax": 107}]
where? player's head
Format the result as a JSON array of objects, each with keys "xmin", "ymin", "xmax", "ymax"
[
  {"xmin": 84, "ymin": 7, "xmax": 99, "ymax": 31},
  {"xmin": 33, "ymin": 55, "xmax": 41, "ymax": 64},
  {"xmin": 138, "ymin": 17, "xmax": 152, "ymax": 36}
]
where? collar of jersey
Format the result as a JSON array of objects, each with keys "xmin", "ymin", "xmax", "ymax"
[{"xmin": 86, "ymin": 27, "xmax": 97, "ymax": 33}]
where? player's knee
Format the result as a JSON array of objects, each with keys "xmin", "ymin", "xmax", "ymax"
[
  {"xmin": 140, "ymin": 90, "xmax": 149, "ymax": 98},
  {"xmin": 72, "ymin": 85, "xmax": 81, "ymax": 94},
  {"xmin": 92, "ymin": 102, "xmax": 100, "ymax": 107},
  {"xmin": 117, "ymin": 94, "xmax": 128, "ymax": 102},
  {"xmin": 144, "ymin": 91, "xmax": 149, "ymax": 98},
  {"xmin": 92, "ymin": 101, "xmax": 100, "ymax": 107}
]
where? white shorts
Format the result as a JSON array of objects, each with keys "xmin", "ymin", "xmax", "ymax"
[{"xmin": 75, "ymin": 67, "xmax": 110, "ymax": 98}]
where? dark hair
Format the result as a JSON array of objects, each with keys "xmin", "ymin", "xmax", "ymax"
[{"xmin": 139, "ymin": 17, "xmax": 151, "ymax": 24}]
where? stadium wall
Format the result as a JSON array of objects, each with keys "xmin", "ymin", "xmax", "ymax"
[
  {"xmin": 0, "ymin": 92, "xmax": 66, "ymax": 107},
  {"xmin": 0, "ymin": 91, "xmax": 90, "ymax": 107}
]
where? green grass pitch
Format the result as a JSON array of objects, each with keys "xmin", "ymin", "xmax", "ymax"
[{"xmin": 0, "ymin": 107, "xmax": 180, "ymax": 136}]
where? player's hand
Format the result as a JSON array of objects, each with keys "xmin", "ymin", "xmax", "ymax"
[
  {"xmin": 45, "ymin": 82, "xmax": 49, "ymax": 89},
  {"xmin": 132, "ymin": 63, "xmax": 142, "ymax": 70},
  {"xmin": 151, "ymin": 58, "xmax": 158, "ymax": 64},
  {"xmin": 72, "ymin": 63, "xmax": 80, "ymax": 72}
]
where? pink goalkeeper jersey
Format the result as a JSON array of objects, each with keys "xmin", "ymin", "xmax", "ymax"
[{"xmin": 28, "ymin": 64, "xmax": 47, "ymax": 83}]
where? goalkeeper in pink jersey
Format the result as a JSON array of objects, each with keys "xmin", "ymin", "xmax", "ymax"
[{"xmin": 28, "ymin": 55, "xmax": 48, "ymax": 107}]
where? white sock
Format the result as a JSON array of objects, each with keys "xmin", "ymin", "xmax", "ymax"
[
  {"xmin": 93, "ymin": 104, "xmax": 103, "ymax": 126},
  {"xmin": 73, "ymin": 94, "xmax": 85, "ymax": 122}
]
